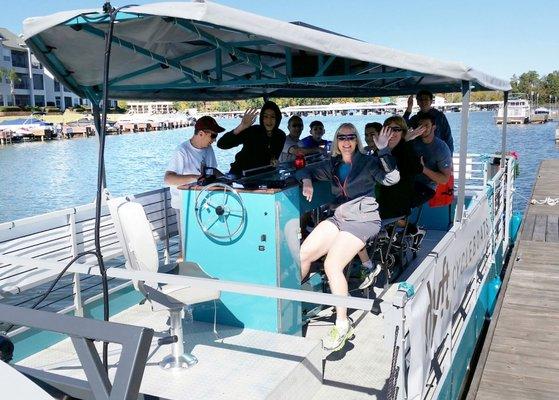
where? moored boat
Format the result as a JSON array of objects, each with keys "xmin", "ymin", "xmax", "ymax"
[{"xmin": 495, "ymin": 98, "xmax": 530, "ymax": 124}]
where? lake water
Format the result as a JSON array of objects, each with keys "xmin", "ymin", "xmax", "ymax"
[{"xmin": 0, "ymin": 111, "xmax": 557, "ymax": 223}]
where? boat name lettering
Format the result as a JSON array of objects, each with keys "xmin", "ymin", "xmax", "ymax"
[{"xmin": 423, "ymin": 214, "xmax": 491, "ymax": 355}]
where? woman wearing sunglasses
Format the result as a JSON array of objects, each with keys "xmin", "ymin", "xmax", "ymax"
[{"xmin": 296, "ymin": 122, "xmax": 400, "ymax": 351}]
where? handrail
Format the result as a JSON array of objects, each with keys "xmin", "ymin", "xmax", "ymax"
[{"xmin": 0, "ymin": 255, "xmax": 378, "ymax": 312}]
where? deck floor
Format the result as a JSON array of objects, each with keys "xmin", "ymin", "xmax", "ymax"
[
  {"xmin": 308, "ymin": 228, "xmax": 447, "ymax": 400},
  {"xmin": 473, "ymin": 159, "xmax": 559, "ymax": 400},
  {"xmin": 17, "ymin": 229, "xmax": 447, "ymax": 400}
]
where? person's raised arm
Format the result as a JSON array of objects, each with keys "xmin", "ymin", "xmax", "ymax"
[
  {"xmin": 217, "ymin": 108, "xmax": 258, "ymax": 149},
  {"xmin": 404, "ymin": 126, "xmax": 426, "ymax": 142},
  {"xmin": 372, "ymin": 126, "xmax": 400, "ymax": 185},
  {"xmin": 403, "ymin": 95, "xmax": 414, "ymax": 122},
  {"xmin": 233, "ymin": 108, "xmax": 258, "ymax": 135}
]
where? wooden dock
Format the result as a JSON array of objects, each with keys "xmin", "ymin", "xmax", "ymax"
[{"xmin": 468, "ymin": 159, "xmax": 559, "ymax": 400}]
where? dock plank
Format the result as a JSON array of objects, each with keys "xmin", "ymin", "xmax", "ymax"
[
  {"xmin": 473, "ymin": 159, "xmax": 559, "ymax": 400},
  {"xmin": 520, "ymin": 214, "xmax": 536, "ymax": 240},
  {"xmin": 546, "ymin": 214, "xmax": 559, "ymax": 242},
  {"xmin": 532, "ymin": 214, "xmax": 547, "ymax": 241}
]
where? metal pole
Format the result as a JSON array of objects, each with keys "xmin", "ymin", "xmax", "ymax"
[
  {"xmin": 500, "ymin": 91, "xmax": 509, "ymax": 168},
  {"xmin": 25, "ymin": 46, "xmax": 35, "ymax": 108},
  {"xmin": 92, "ymin": 102, "xmax": 106, "ymax": 189},
  {"xmin": 454, "ymin": 80, "xmax": 470, "ymax": 223}
]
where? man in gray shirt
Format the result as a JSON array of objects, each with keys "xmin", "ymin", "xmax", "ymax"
[
  {"xmin": 403, "ymin": 112, "xmax": 452, "ymax": 247},
  {"xmin": 410, "ymin": 112, "xmax": 453, "ymax": 207}
]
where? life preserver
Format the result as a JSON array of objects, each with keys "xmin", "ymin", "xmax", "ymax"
[{"xmin": 428, "ymin": 175, "xmax": 454, "ymax": 207}]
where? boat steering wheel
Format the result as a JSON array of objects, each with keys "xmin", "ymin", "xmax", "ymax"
[{"xmin": 194, "ymin": 182, "xmax": 247, "ymax": 240}]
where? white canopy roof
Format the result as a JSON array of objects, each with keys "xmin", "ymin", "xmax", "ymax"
[{"xmin": 23, "ymin": 1, "xmax": 511, "ymax": 101}]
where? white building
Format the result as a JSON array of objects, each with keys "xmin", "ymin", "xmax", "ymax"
[
  {"xmin": 0, "ymin": 27, "xmax": 115, "ymax": 110},
  {"xmin": 127, "ymin": 101, "xmax": 176, "ymax": 114},
  {"xmin": 395, "ymin": 95, "xmax": 446, "ymax": 109}
]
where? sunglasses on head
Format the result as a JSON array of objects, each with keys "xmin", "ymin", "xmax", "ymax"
[{"xmin": 337, "ymin": 134, "xmax": 357, "ymax": 141}]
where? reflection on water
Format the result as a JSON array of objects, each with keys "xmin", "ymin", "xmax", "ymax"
[{"xmin": 0, "ymin": 111, "xmax": 557, "ymax": 222}]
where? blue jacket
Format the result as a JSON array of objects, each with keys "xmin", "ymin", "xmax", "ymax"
[{"xmin": 295, "ymin": 149, "xmax": 400, "ymax": 205}]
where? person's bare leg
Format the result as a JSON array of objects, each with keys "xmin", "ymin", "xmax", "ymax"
[
  {"xmin": 357, "ymin": 248, "xmax": 369, "ymax": 264},
  {"xmin": 323, "ymin": 232, "xmax": 366, "ymax": 321},
  {"xmin": 299, "ymin": 220, "xmax": 339, "ymax": 280}
]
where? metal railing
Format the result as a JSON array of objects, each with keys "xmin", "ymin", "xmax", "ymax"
[{"xmin": 0, "ymin": 303, "xmax": 153, "ymax": 400}]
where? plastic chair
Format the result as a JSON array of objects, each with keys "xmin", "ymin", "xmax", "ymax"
[{"xmin": 107, "ymin": 196, "xmax": 220, "ymax": 369}]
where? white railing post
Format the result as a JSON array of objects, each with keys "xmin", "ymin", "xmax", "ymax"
[
  {"xmin": 162, "ymin": 189, "xmax": 171, "ymax": 264},
  {"xmin": 500, "ymin": 92, "xmax": 509, "ymax": 168},
  {"xmin": 455, "ymin": 81, "xmax": 471, "ymax": 223},
  {"xmin": 69, "ymin": 212, "xmax": 83, "ymax": 317},
  {"xmin": 399, "ymin": 301, "xmax": 408, "ymax": 400}
]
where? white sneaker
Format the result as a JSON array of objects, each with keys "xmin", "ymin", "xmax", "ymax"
[
  {"xmin": 322, "ymin": 319, "xmax": 354, "ymax": 351},
  {"xmin": 410, "ymin": 228, "xmax": 426, "ymax": 251},
  {"xmin": 358, "ymin": 264, "xmax": 382, "ymax": 290}
]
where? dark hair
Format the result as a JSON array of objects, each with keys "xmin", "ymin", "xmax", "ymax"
[
  {"xmin": 416, "ymin": 111, "xmax": 436, "ymax": 124},
  {"xmin": 364, "ymin": 122, "xmax": 382, "ymax": 132},
  {"xmin": 259, "ymin": 101, "xmax": 282, "ymax": 129},
  {"xmin": 309, "ymin": 120, "xmax": 324, "ymax": 129},
  {"xmin": 416, "ymin": 90, "xmax": 434, "ymax": 100},
  {"xmin": 288, "ymin": 115, "xmax": 303, "ymax": 125}
]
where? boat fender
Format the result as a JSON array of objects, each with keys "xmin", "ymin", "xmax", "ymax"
[
  {"xmin": 0, "ymin": 335, "xmax": 14, "ymax": 362},
  {"xmin": 397, "ymin": 282, "xmax": 415, "ymax": 298}
]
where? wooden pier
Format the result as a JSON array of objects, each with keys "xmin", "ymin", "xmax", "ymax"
[{"xmin": 468, "ymin": 159, "xmax": 559, "ymax": 400}]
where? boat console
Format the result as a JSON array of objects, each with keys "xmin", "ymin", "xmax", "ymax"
[{"xmin": 180, "ymin": 158, "xmax": 332, "ymax": 335}]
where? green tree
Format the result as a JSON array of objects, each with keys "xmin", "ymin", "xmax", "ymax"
[
  {"xmin": 541, "ymin": 71, "xmax": 559, "ymax": 102},
  {"xmin": 513, "ymin": 71, "xmax": 540, "ymax": 98},
  {"xmin": 0, "ymin": 67, "xmax": 21, "ymax": 106}
]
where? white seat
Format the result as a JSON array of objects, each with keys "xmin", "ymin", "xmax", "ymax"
[{"xmin": 107, "ymin": 196, "xmax": 219, "ymax": 369}]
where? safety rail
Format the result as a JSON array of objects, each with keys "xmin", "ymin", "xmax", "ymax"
[
  {"xmin": 0, "ymin": 187, "xmax": 178, "ymax": 321},
  {"xmin": 395, "ymin": 155, "xmax": 517, "ymax": 400},
  {"xmin": 452, "ymin": 153, "xmax": 489, "ymax": 191}
]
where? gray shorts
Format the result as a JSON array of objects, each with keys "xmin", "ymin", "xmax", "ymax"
[{"xmin": 327, "ymin": 196, "xmax": 382, "ymax": 243}]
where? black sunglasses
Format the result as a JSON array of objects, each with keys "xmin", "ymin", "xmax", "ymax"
[
  {"xmin": 389, "ymin": 126, "xmax": 404, "ymax": 132},
  {"xmin": 204, "ymin": 130, "xmax": 218, "ymax": 139},
  {"xmin": 291, "ymin": 123, "xmax": 303, "ymax": 128},
  {"xmin": 337, "ymin": 134, "xmax": 357, "ymax": 141}
]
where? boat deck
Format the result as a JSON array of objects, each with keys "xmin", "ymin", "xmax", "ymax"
[
  {"xmin": 470, "ymin": 159, "xmax": 559, "ymax": 400},
  {"xmin": 17, "ymin": 229, "xmax": 447, "ymax": 400}
]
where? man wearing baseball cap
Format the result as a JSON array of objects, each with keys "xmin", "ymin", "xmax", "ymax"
[{"xmin": 164, "ymin": 116, "xmax": 225, "ymax": 256}]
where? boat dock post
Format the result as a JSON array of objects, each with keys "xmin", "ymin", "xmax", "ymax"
[{"xmin": 467, "ymin": 159, "xmax": 559, "ymax": 400}]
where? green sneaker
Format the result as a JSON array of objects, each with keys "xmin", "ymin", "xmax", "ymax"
[{"xmin": 322, "ymin": 320, "xmax": 354, "ymax": 351}]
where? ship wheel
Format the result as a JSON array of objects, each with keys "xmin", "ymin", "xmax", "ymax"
[{"xmin": 194, "ymin": 183, "xmax": 247, "ymax": 240}]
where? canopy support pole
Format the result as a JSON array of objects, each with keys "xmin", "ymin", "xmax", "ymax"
[
  {"xmin": 500, "ymin": 91, "xmax": 509, "ymax": 168},
  {"xmin": 455, "ymin": 80, "xmax": 470, "ymax": 223},
  {"xmin": 91, "ymin": 102, "xmax": 106, "ymax": 189}
]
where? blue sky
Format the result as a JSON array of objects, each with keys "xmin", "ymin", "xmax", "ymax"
[{"xmin": 1, "ymin": 0, "xmax": 557, "ymax": 81}]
